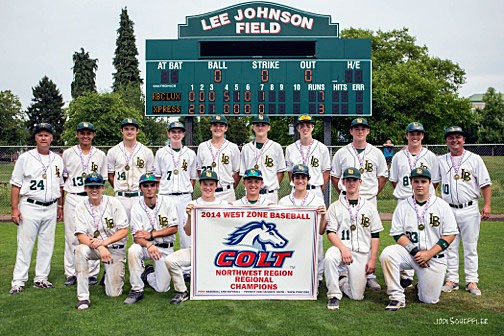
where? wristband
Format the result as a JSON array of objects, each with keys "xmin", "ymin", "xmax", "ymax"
[
  {"xmin": 404, "ymin": 242, "xmax": 415, "ymax": 253},
  {"xmin": 410, "ymin": 247, "xmax": 420, "ymax": 256},
  {"xmin": 58, "ymin": 205, "xmax": 63, "ymax": 208},
  {"xmin": 147, "ymin": 243, "xmax": 154, "ymax": 250},
  {"xmin": 150, "ymin": 231, "xmax": 154, "ymax": 240},
  {"xmin": 436, "ymin": 238, "xmax": 450, "ymax": 251}
]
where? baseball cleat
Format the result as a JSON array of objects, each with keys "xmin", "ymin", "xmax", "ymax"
[
  {"xmin": 141, "ymin": 265, "xmax": 155, "ymax": 288},
  {"xmin": 400, "ymin": 277, "xmax": 413, "ymax": 289},
  {"xmin": 385, "ymin": 300, "xmax": 406, "ymax": 311},
  {"xmin": 170, "ymin": 291, "xmax": 189, "ymax": 304},
  {"xmin": 327, "ymin": 297, "xmax": 340, "ymax": 310},
  {"xmin": 441, "ymin": 281, "xmax": 459, "ymax": 293},
  {"xmin": 33, "ymin": 280, "xmax": 54, "ymax": 289},
  {"xmin": 9, "ymin": 285, "xmax": 24, "ymax": 295},
  {"xmin": 65, "ymin": 276, "xmax": 77, "ymax": 286},
  {"xmin": 123, "ymin": 290, "xmax": 144, "ymax": 304},
  {"xmin": 88, "ymin": 276, "xmax": 98, "ymax": 286},
  {"xmin": 76, "ymin": 300, "xmax": 90, "ymax": 310},
  {"xmin": 366, "ymin": 278, "xmax": 381, "ymax": 291},
  {"xmin": 466, "ymin": 283, "xmax": 481, "ymax": 296}
]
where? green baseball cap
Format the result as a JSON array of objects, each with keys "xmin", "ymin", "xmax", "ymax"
[
  {"xmin": 168, "ymin": 121, "xmax": 185, "ymax": 131},
  {"xmin": 84, "ymin": 172, "xmax": 105, "ymax": 186},
  {"xmin": 350, "ymin": 117, "xmax": 370, "ymax": 128},
  {"xmin": 139, "ymin": 173, "xmax": 158, "ymax": 185},
  {"xmin": 342, "ymin": 167, "xmax": 362, "ymax": 180},
  {"xmin": 292, "ymin": 164, "xmax": 310, "ymax": 177},
  {"xmin": 410, "ymin": 167, "xmax": 431, "ymax": 180},
  {"xmin": 444, "ymin": 126, "xmax": 466, "ymax": 138},
  {"xmin": 252, "ymin": 114, "xmax": 270, "ymax": 124},
  {"xmin": 199, "ymin": 170, "xmax": 219, "ymax": 181},
  {"xmin": 296, "ymin": 114, "xmax": 315, "ymax": 125},
  {"xmin": 211, "ymin": 115, "xmax": 228, "ymax": 125},
  {"xmin": 406, "ymin": 122, "xmax": 425, "ymax": 133},
  {"xmin": 34, "ymin": 122, "xmax": 54, "ymax": 134},
  {"xmin": 76, "ymin": 122, "xmax": 95, "ymax": 132},
  {"xmin": 121, "ymin": 118, "xmax": 139, "ymax": 128},
  {"xmin": 244, "ymin": 169, "xmax": 263, "ymax": 180}
]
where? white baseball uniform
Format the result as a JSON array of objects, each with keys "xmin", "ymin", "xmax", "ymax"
[
  {"xmin": 324, "ymin": 196, "xmax": 383, "ymax": 300},
  {"xmin": 285, "ymin": 139, "xmax": 331, "ymax": 200},
  {"xmin": 165, "ymin": 198, "xmax": 229, "ymax": 294},
  {"xmin": 389, "ymin": 147, "xmax": 440, "ymax": 200},
  {"xmin": 10, "ymin": 149, "xmax": 64, "ymax": 287},
  {"xmin": 62, "ymin": 145, "xmax": 107, "ymax": 279},
  {"xmin": 107, "ymin": 141, "xmax": 154, "ymax": 218},
  {"xmin": 128, "ymin": 195, "xmax": 178, "ymax": 292},
  {"xmin": 279, "ymin": 192, "xmax": 326, "ymax": 281},
  {"xmin": 331, "ymin": 143, "xmax": 388, "ymax": 202},
  {"xmin": 438, "ymin": 150, "xmax": 491, "ymax": 284},
  {"xmin": 153, "ymin": 145, "xmax": 197, "ymax": 250},
  {"xmin": 196, "ymin": 140, "xmax": 240, "ymax": 202},
  {"xmin": 74, "ymin": 195, "xmax": 128, "ymax": 301},
  {"xmin": 240, "ymin": 140, "xmax": 287, "ymax": 203},
  {"xmin": 232, "ymin": 196, "xmax": 276, "ymax": 206},
  {"xmin": 380, "ymin": 195, "xmax": 458, "ymax": 304}
]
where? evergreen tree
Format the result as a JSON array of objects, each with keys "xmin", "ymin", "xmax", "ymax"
[
  {"xmin": 112, "ymin": 7, "xmax": 142, "ymax": 92},
  {"xmin": 0, "ymin": 90, "xmax": 29, "ymax": 145},
  {"xmin": 71, "ymin": 48, "xmax": 98, "ymax": 99},
  {"xmin": 477, "ymin": 87, "xmax": 504, "ymax": 143},
  {"xmin": 26, "ymin": 76, "xmax": 64, "ymax": 144}
]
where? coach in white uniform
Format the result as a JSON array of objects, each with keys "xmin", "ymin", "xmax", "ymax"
[
  {"xmin": 196, "ymin": 115, "xmax": 240, "ymax": 202},
  {"xmin": 285, "ymin": 114, "xmax": 330, "ymax": 201},
  {"xmin": 62, "ymin": 122, "xmax": 107, "ymax": 286},
  {"xmin": 107, "ymin": 118, "xmax": 154, "ymax": 219},
  {"xmin": 439, "ymin": 126, "xmax": 492, "ymax": 296},
  {"xmin": 124, "ymin": 173, "xmax": 178, "ymax": 304},
  {"xmin": 324, "ymin": 167, "xmax": 383, "ymax": 310},
  {"xmin": 9, "ymin": 123, "xmax": 64, "ymax": 294},
  {"xmin": 240, "ymin": 114, "xmax": 286, "ymax": 203},
  {"xmin": 380, "ymin": 167, "xmax": 458, "ymax": 311}
]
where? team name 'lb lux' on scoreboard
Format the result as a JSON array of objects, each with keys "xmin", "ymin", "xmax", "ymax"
[{"xmin": 146, "ymin": 1, "xmax": 372, "ymax": 117}]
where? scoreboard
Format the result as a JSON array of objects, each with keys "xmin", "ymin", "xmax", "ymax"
[{"xmin": 147, "ymin": 58, "xmax": 371, "ymax": 116}]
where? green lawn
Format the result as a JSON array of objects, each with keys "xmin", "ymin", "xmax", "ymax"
[{"xmin": 0, "ymin": 221, "xmax": 502, "ymax": 335}]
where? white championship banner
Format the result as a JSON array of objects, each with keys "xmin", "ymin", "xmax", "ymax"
[{"xmin": 191, "ymin": 206, "xmax": 319, "ymax": 300}]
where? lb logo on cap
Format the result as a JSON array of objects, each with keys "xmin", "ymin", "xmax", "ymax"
[
  {"xmin": 206, "ymin": 172, "xmax": 212, "ymax": 177},
  {"xmin": 357, "ymin": 118, "xmax": 363, "ymax": 123},
  {"xmin": 417, "ymin": 168, "xmax": 423, "ymax": 174},
  {"xmin": 348, "ymin": 168, "xmax": 354, "ymax": 174}
]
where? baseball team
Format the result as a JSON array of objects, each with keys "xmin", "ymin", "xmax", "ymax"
[{"xmin": 9, "ymin": 115, "xmax": 491, "ymax": 312}]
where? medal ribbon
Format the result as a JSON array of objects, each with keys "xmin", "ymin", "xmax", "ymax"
[
  {"xmin": 413, "ymin": 195, "xmax": 431, "ymax": 226},
  {"xmin": 344, "ymin": 196, "xmax": 362, "ymax": 226},
  {"xmin": 168, "ymin": 145, "xmax": 182, "ymax": 170},
  {"xmin": 121, "ymin": 141, "xmax": 139, "ymax": 168},
  {"xmin": 140, "ymin": 198, "xmax": 160, "ymax": 232},
  {"xmin": 77, "ymin": 145, "xmax": 94, "ymax": 175},
  {"xmin": 88, "ymin": 197, "xmax": 105, "ymax": 237},
  {"xmin": 406, "ymin": 147, "xmax": 423, "ymax": 170},
  {"xmin": 297, "ymin": 140, "xmax": 313, "ymax": 165},
  {"xmin": 450, "ymin": 149, "xmax": 466, "ymax": 177},
  {"xmin": 289, "ymin": 191, "xmax": 310, "ymax": 207},
  {"xmin": 35, "ymin": 150, "xmax": 52, "ymax": 177},
  {"xmin": 253, "ymin": 140, "xmax": 269, "ymax": 168},
  {"xmin": 208, "ymin": 140, "xmax": 225, "ymax": 166},
  {"xmin": 351, "ymin": 144, "xmax": 366, "ymax": 171}
]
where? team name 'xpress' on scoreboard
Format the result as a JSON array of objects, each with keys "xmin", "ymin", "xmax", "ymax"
[{"xmin": 147, "ymin": 58, "xmax": 371, "ymax": 116}]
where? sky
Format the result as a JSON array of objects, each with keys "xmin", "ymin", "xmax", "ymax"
[{"xmin": 1, "ymin": 0, "xmax": 503, "ymax": 109}]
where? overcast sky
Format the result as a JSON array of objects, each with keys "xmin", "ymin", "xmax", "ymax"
[{"xmin": 1, "ymin": 0, "xmax": 503, "ymax": 108}]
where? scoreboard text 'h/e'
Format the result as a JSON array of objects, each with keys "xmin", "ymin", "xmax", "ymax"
[{"xmin": 145, "ymin": 1, "xmax": 372, "ymax": 117}]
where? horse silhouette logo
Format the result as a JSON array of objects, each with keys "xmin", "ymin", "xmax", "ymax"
[{"xmin": 224, "ymin": 221, "xmax": 288, "ymax": 251}]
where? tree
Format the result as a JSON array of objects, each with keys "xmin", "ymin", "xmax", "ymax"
[
  {"xmin": 112, "ymin": 7, "xmax": 142, "ymax": 92},
  {"xmin": 26, "ymin": 76, "xmax": 65, "ymax": 144},
  {"xmin": 63, "ymin": 92, "xmax": 146, "ymax": 146},
  {"xmin": 477, "ymin": 87, "xmax": 504, "ymax": 143},
  {"xmin": 71, "ymin": 48, "xmax": 98, "ymax": 99},
  {"xmin": 0, "ymin": 90, "xmax": 29, "ymax": 145},
  {"xmin": 331, "ymin": 28, "xmax": 474, "ymax": 145}
]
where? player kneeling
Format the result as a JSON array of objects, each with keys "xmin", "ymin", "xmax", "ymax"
[
  {"xmin": 380, "ymin": 167, "xmax": 458, "ymax": 311},
  {"xmin": 74, "ymin": 173, "xmax": 129, "ymax": 310},
  {"xmin": 324, "ymin": 168, "xmax": 383, "ymax": 310},
  {"xmin": 124, "ymin": 173, "xmax": 179, "ymax": 304}
]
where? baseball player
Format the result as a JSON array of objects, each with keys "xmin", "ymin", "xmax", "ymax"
[
  {"xmin": 324, "ymin": 167, "xmax": 383, "ymax": 310},
  {"xmin": 74, "ymin": 173, "xmax": 129, "ymax": 310},
  {"xmin": 165, "ymin": 171, "xmax": 228, "ymax": 304},
  {"xmin": 107, "ymin": 118, "xmax": 154, "ymax": 218},
  {"xmin": 240, "ymin": 114, "xmax": 286, "ymax": 203},
  {"xmin": 388, "ymin": 122, "xmax": 440, "ymax": 288},
  {"xmin": 278, "ymin": 164, "xmax": 326, "ymax": 288},
  {"xmin": 62, "ymin": 122, "xmax": 107, "ymax": 287},
  {"xmin": 438, "ymin": 126, "xmax": 492, "ymax": 296},
  {"xmin": 285, "ymin": 114, "xmax": 330, "ymax": 201},
  {"xmin": 9, "ymin": 123, "xmax": 64, "ymax": 294},
  {"xmin": 330, "ymin": 117, "xmax": 388, "ymax": 290},
  {"xmin": 124, "ymin": 173, "xmax": 178, "ymax": 304},
  {"xmin": 232, "ymin": 169, "xmax": 276, "ymax": 206},
  {"xmin": 380, "ymin": 167, "xmax": 458, "ymax": 311},
  {"xmin": 196, "ymin": 115, "xmax": 240, "ymax": 202}
]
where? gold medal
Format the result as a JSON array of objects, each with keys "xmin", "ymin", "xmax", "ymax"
[
  {"xmin": 82, "ymin": 172, "xmax": 87, "ymax": 178},
  {"xmin": 93, "ymin": 230, "xmax": 100, "ymax": 238},
  {"xmin": 125, "ymin": 165, "xmax": 130, "ymax": 171},
  {"xmin": 418, "ymin": 224, "xmax": 425, "ymax": 231},
  {"xmin": 42, "ymin": 173, "xmax": 47, "ymax": 179},
  {"xmin": 350, "ymin": 224, "xmax": 357, "ymax": 231},
  {"xmin": 211, "ymin": 162, "xmax": 217, "ymax": 168},
  {"xmin": 254, "ymin": 164, "xmax": 259, "ymax": 170},
  {"xmin": 454, "ymin": 174, "xmax": 460, "ymax": 180},
  {"xmin": 359, "ymin": 168, "xmax": 364, "ymax": 173},
  {"xmin": 173, "ymin": 169, "xmax": 179, "ymax": 175}
]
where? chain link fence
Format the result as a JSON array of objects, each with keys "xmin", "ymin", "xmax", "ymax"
[{"xmin": 1, "ymin": 144, "xmax": 502, "ymax": 215}]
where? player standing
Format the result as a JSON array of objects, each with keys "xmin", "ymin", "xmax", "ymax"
[
  {"xmin": 107, "ymin": 118, "xmax": 154, "ymax": 218},
  {"xmin": 74, "ymin": 173, "xmax": 129, "ymax": 310},
  {"xmin": 438, "ymin": 126, "xmax": 492, "ymax": 296},
  {"xmin": 232, "ymin": 169, "xmax": 276, "ymax": 206},
  {"xmin": 380, "ymin": 167, "xmax": 458, "ymax": 311},
  {"xmin": 124, "ymin": 173, "xmax": 178, "ymax": 304},
  {"xmin": 9, "ymin": 123, "xmax": 64, "ymax": 294},
  {"xmin": 240, "ymin": 114, "xmax": 286, "ymax": 203},
  {"xmin": 62, "ymin": 122, "xmax": 107, "ymax": 286},
  {"xmin": 196, "ymin": 115, "xmax": 240, "ymax": 202},
  {"xmin": 324, "ymin": 167, "xmax": 383, "ymax": 310},
  {"xmin": 330, "ymin": 117, "xmax": 388, "ymax": 290}
]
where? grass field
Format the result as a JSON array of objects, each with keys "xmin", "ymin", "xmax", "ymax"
[{"xmin": 0, "ymin": 221, "xmax": 502, "ymax": 336}]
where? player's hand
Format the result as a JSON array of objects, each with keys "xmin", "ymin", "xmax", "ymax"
[
  {"xmin": 365, "ymin": 259, "xmax": 376, "ymax": 274},
  {"xmin": 90, "ymin": 238, "xmax": 103, "ymax": 249},
  {"xmin": 413, "ymin": 250, "xmax": 431, "ymax": 268},
  {"xmin": 340, "ymin": 247, "xmax": 353, "ymax": 265},
  {"xmin": 57, "ymin": 208, "xmax": 63, "ymax": 222},
  {"xmin": 148, "ymin": 245, "xmax": 162, "ymax": 260},
  {"xmin": 186, "ymin": 204, "xmax": 195, "ymax": 215},
  {"xmin": 316, "ymin": 205, "xmax": 326, "ymax": 216},
  {"xmin": 98, "ymin": 246, "xmax": 113, "ymax": 264},
  {"xmin": 11, "ymin": 209, "xmax": 22, "ymax": 226},
  {"xmin": 134, "ymin": 230, "xmax": 151, "ymax": 240},
  {"xmin": 481, "ymin": 205, "xmax": 491, "ymax": 220}
]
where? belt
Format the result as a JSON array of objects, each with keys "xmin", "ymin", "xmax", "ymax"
[
  {"xmin": 306, "ymin": 185, "xmax": 317, "ymax": 190},
  {"xmin": 166, "ymin": 192, "xmax": 191, "ymax": 196},
  {"xmin": 432, "ymin": 254, "xmax": 445, "ymax": 259},
  {"xmin": 27, "ymin": 198, "xmax": 58, "ymax": 207},
  {"xmin": 259, "ymin": 188, "xmax": 275, "ymax": 195},
  {"xmin": 110, "ymin": 245, "xmax": 125, "ymax": 250},
  {"xmin": 154, "ymin": 242, "xmax": 174, "ymax": 248},
  {"xmin": 449, "ymin": 201, "xmax": 473, "ymax": 209},
  {"xmin": 215, "ymin": 185, "xmax": 231, "ymax": 193},
  {"xmin": 72, "ymin": 192, "xmax": 88, "ymax": 196},
  {"xmin": 117, "ymin": 191, "xmax": 143, "ymax": 197}
]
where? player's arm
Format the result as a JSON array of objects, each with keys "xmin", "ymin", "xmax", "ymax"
[
  {"xmin": 366, "ymin": 236, "xmax": 380, "ymax": 274},
  {"xmin": 183, "ymin": 204, "xmax": 195, "ymax": 236},
  {"xmin": 77, "ymin": 232, "xmax": 114, "ymax": 263},
  {"xmin": 321, "ymin": 170, "xmax": 330, "ymax": 191},
  {"xmin": 481, "ymin": 185, "xmax": 491, "ymax": 219},
  {"xmin": 276, "ymin": 171, "xmax": 284, "ymax": 185},
  {"xmin": 101, "ymin": 228, "xmax": 129, "ymax": 247},
  {"xmin": 377, "ymin": 176, "xmax": 388, "ymax": 195},
  {"xmin": 10, "ymin": 185, "xmax": 22, "ymax": 225},
  {"xmin": 414, "ymin": 234, "xmax": 456, "ymax": 266},
  {"xmin": 57, "ymin": 186, "xmax": 64, "ymax": 221},
  {"xmin": 391, "ymin": 181, "xmax": 397, "ymax": 189},
  {"xmin": 232, "ymin": 171, "xmax": 241, "ymax": 189},
  {"xmin": 327, "ymin": 231, "xmax": 353, "ymax": 265},
  {"xmin": 190, "ymin": 179, "xmax": 196, "ymax": 188},
  {"xmin": 317, "ymin": 205, "xmax": 327, "ymax": 235},
  {"xmin": 331, "ymin": 176, "xmax": 341, "ymax": 193},
  {"xmin": 108, "ymin": 173, "xmax": 115, "ymax": 188}
]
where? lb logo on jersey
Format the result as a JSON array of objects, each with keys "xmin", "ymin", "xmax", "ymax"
[
  {"xmin": 55, "ymin": 166, "xmax": 61, "ymax": 178},
  {"xmin": 221, "ymin": 153, "xmax": 230, "ymax": 165},
  {"xmin": 105, "ymin": 217, "xmax": 114, "ymax": 228},
  {"xmin": 360, "ymin": 214, "xmax": 371, "ymax": 227},
  {"xmin": 264, "ymin": 155, "xmax": 274, "ymax": 168},
  {"xmin": 91, "ymin": 162, "xmax": 98, "ymax": 172},
  {"xmin": 429, "ymin": 213, "xmax": 440, "ymax": 227},
  {"xmin": 364, "ymin": 160, "xmax": 374, "ymax": 172},
  {"xmin": 182, "ymin": 159, "xmax": 188, "ymax": 171},
  {"xmin": 136, "ymin": 157, "xmax": 145, "ymax": 169},
  {"xmin": 214, "ymin": 221, "xmax": 293, "ymax": 268},
  {"xmin": 310, "ymin": 156, "xmax": 319, "ymax": 167},
  {"xmin": 460, "ymin": 169, "xmax": 471, "ymax": 181},
  {"xmin": 158, "ymin": 215, "xmax": 169, "ymax": 227},
  {"xmin": 420, "ymin": 162, "xmax": 429, "ymax": 170}
]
